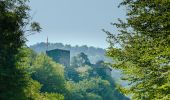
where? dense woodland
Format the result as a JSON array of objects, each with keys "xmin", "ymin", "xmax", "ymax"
[
  {"xmin": 28, "ymin": 49, "xmax": 129, "ymax": 100},
  {"xmin": 0, "ymin": 0, "xmax": 170, "ymax": 100}
]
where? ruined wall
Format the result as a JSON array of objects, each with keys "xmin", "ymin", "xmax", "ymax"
[{"xmin": 46, "ymin": 49, "xmax": 70, "ymax": 67}]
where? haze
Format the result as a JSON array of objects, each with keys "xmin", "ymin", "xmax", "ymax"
[{"xmin": 27, "ymin": 0, "xmax": 125, "ymax": 49}]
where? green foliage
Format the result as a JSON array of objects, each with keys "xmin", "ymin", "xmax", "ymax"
[
  {"xmin": 30, "ymin": 53, "xmax": 66, "ymax": 93},
  {"xmin": 24, "ymin": 78, "xmax": 64, "ymax": 100},
  {"xmin": 65, "ymin": 77, "xmax": 128, "ymax": 100},
  {"xmin": 24, "ymin": 80, "xmax": 46, "ymax": 100},
  {"xmin": 86, "ymin": 93, "xmax": 102, "ymax": 100},
  {"xmin": 65, "ymin": 78, "xmax": 104, "ymax": 100},
  {"xmin": 43, "ymin": 93, "xmax": 64, "ymax": 100},
  {"xmin": 94, "ymin": 61, "xmax": 109, "ymax": 78},
  {"xmin": 76, "ymin": 65, "xmax": 92, "ymax": 80},
  {"xmin": 21, "ymin": 48, "xmax": 65, "ymax": 99},
  {"xmin": 65, "ymin": 52, "xmax": 92, "ymax": 82},
  {"xmin": 105, "ymin": 0, "xmax": 170, "ymax": 99},
  {"xmin": 71, "ymin": 52, "xmax": 91, "ymax": 67},
  {"xmin": 0, "ymin": 0, "xmax": 41, "ymax": 99},
  {"xmin": 65, "ymin": 66, "xmax": 80, "ymax": 82},
  {"xmin": 65, "ymin": 53, "xmax": 129, "ymax": 100}
]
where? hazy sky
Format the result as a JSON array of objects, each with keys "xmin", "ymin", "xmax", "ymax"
[{"xmin": 27, "ymin": 0, "xmax": 126, "ymax": 49}]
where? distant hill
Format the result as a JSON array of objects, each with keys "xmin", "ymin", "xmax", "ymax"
[
  {"xmin": 30, "ymin": 42, "xmax": 128, "ymax": 88},
  {"xmin": 30, "ymin": 42, "xmax": 111, "ymax": 64}
]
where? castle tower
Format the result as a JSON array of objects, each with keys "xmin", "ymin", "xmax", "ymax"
[{"xmin": 46, "ymin": 49, "xmax": 70, "ymax": 67}]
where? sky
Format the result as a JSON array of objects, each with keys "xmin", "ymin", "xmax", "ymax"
[{"xmin": 26, "ymin": 0, "xmax": 126, "ymax": 49}]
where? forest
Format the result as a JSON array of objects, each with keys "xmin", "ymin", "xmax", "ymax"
[{"xmin": 0, "ymin": 0, "xmax": 170, "ymax": 100}]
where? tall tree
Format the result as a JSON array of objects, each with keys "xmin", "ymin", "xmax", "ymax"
[
  {"xmin": 0, "ymin": 0, "xmax": 40, "ymax": 99},
  {"xmin": 31, "ymin": 54, "xmax": 66, "ymax": 94},
  {"xmin": 105, "ymin": 0, "xmax": 170, "ymax": 99},
  {"xmin": 71, "ymin": 52, "xmax": 91, "ymax": 67}
]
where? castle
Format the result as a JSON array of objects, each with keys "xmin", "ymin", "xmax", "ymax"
[{"xmin": 46, "ymin": 48, "xmax": 112, "ymax": 76}]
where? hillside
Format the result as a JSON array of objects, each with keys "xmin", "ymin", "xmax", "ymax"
[
  {"xmin": 30, "ymin": 42, "xmax": 127, "ymax": 86},
  {"xmin": 30, "ymin": 42, "xmax": 111, "ymax": 64}
]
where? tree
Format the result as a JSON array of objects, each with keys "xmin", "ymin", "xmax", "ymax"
[
  {"xmin": 0, "ymin": 0, "xmax": 40, "ymax": 99},
  {"xmin": 43, "ymin": 93, "xmax": 64, "ymax": 100},
  {"xmin": 85, "ymin": 93, "xmax": 102, "ymax": 100},
  {"xmin": 21, "ymin": 48, "xmax": 65, "ymax": 100},
  {"xmin": 65, "ymin": 52, "xmax": 92, "ymax": 82},
  {"xmin": 65, "ymin": 78, "xmax": 104, "ymax": 100},
  {"xmin": 71, "ymin": 52, "xmax": 91, "ymax": 67},
  {"xmin": 105, "ymin": 0, "xmax": 170, "ymax": 99},
  {"xmin": 65, "ymin": 77, "xmax": 128, "ymax": 100},
  {"xmin": 31, "ymin": 54, "xmax": 66, "ymax": 94}
]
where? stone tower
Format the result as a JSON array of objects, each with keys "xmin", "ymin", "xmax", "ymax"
[{"xmin": 46, "ymin": 49, "xmax": 70, "ymax": 67}]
